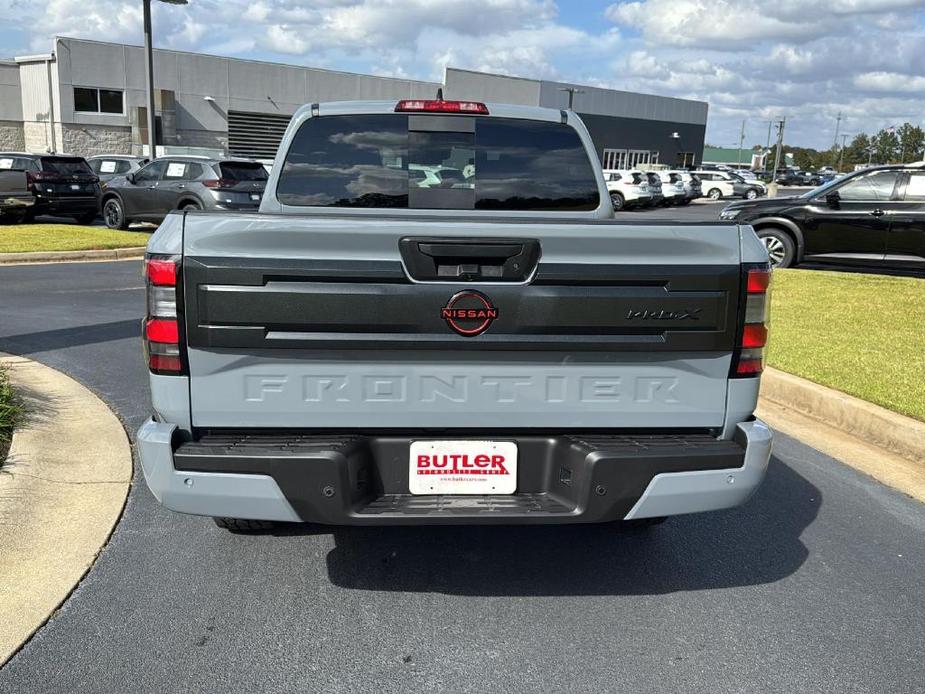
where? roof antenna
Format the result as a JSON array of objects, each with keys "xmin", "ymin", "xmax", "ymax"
[{"xmin": 436, "ymin": 87, "xmax": 444, "ymax": 101}]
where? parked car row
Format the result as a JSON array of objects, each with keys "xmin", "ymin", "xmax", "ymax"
[
  {"xmin": 0, "ymin": 152, "xmax": 269, "ymax": 227},
  {"xmin": 603, "ymin": 169, "xmax": 702, "ymax": 210},
  {"xmin": 775, "ymin": 169, "xmax": 842, "ymax": 186}
]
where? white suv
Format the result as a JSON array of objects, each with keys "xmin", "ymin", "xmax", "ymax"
[
  {"xmin": 650, "ymin": 170, "xmax": 687, "ymax": 205},
  {"xmin": 693, "ymin": 170, "xmax": 766, "ymax": 201},
  {"xmin": 603, "ymin": 169, "xmax": 652, "ymax": 211}
]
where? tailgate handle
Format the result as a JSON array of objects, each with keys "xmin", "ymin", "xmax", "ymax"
[{"xmin": 400, "ymin": 237, "xmax": 541, "ymax": 282}]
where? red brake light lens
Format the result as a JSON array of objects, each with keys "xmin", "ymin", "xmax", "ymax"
[
  {"xmin": 742, "ymin": 323, "xmax": 768, "ymax": 349},
  {"xmin": 395, "ymin": 100, "xmax": 489, "ymax": 115},
  {"xmin": 736, "ymin": 356, "xmax": 765, "ymax": 376},
  {"xmin": 144, "ymin": 253, "xmax": 184, "ymax": 375},
  {"xmin": 733, "ymin": 264, "xmax": 772, "ymax": 378},
  {"xmin": 202, "ymin": 178, "xmax": 239, "ymax": 189},
  {"xmin": 747, "ymin": 268, "xmax": 771, "ymax": 294},
  {"xmin": 145, "ymin": 318, "xmax": 179, "ymax": 344},
  {"xmin": 145, "ymin": 257, "xmax": 177, "ymax": 286},
  {"xmin": 149, "ymin": 354, "xmax": 183, "ymax": 372}
]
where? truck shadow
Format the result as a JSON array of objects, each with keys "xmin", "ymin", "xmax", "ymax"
[
  {"xmin": 0, "ymin": 319, "xmax": 140, "ymax": 355},
  {"xmin": 322, "ymin": 456, "xmax": 818, "ymax": 596}
]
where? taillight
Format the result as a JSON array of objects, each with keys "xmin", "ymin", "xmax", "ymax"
[
  {"xmin": 25, "ymin": 171, "xmax": 54, "ymax": 185},
  {"xmin": 143, "ymin": 254, "xmax": 184, "ymax": 375},
  {"xmin": 202, "ymin": 178, "xmax": 239, "ymax": 190},
  {"xmin": 394, "ymin": 100, "xmax": 489, "ymax": 114},
  {"xmin": 733, "ymin": 265, "xmax": 771, "ymax": 377}
]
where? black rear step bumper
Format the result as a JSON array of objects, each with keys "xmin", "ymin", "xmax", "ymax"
[{"xmin": 137, "ymin": 420, "xmax": 772, "ymax": 525}]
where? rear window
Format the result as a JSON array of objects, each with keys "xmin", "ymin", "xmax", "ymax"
[
  {"xmin": 219, "ymin": 162, "xmax": 269, "ymax": 181},
  {"xmin": 40, "ymin": 157, "xmax": 93, "ymax": 175},
  {"xmin": 276, "ymin": 114, "xmax": 600, "ymax": 211},
  {"xmin": 0, "ymin": 156, "xmax": 36, "ymax": 171},
  {"xmin": 91, "ymin": 159, "xmax": 132, "ymax": 175}
]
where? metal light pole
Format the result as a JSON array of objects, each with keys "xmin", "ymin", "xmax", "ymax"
[
  {"xmin": 143, "ymin": 0, "xmax": 188, "ymax": 159},
  {"xmin": 737, "ymin": 119, "xmax": 745, "ymax": 167},
  {"xmin": 771, "ymin": 117, "xmax": 786, "ymax": 174},
  {"xmin": 831, "ymin": 112, "xmax": 842, "ymax": 165}
]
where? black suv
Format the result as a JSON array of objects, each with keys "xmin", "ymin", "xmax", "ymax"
[
  {"xmin": 0, "ymin": 153, "xmax": 101, "ymax": 223},
  {"xmin": 720, "ymin": 163, "xmax": 925, "ymax": 268}
]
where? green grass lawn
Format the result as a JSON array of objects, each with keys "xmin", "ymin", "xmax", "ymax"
[
  {"xmin": 768, "ymin": 268, "xmax": 925, "ymax": 421},
  {"xmin": 0, "ymin": 224, "xmax": 150, "ymax": 253}
]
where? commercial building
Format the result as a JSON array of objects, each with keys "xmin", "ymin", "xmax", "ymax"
[
  {"xmin": 444, "ymin": 68, "xmax": 707, "ymax": 169},
  {"xmin": 2, "ymin": 37, "xmax": 708, "ymax": 167},
  {"xmin": 701, "ymin": 145, "xmax": 768, "ymax": 170}
]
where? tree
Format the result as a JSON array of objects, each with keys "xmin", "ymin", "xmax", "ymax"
[
  {"xmin": 842, "ymin": 133, "xmax": 871, "ymax": 169},
  {"xmin": 897, "ymin": 123, "xmax": 925, "ymax": 163},
  {"xmin": 872, "ymin": 128, "xmax": 900, "ymax": 164}
]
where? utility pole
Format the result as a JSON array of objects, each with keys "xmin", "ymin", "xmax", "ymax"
[
  {"xmin": 831, "ymin": 112, "xmax": 842, "ymax": 165},
  {"xmin": 737, "ymin": 119, "xmax": 746, "ymax": 167},
  {"xmin": 838, "ymin": 133, "xmax": 848, "ymax": 171},
  {"xmin": 766, "ymin": 120, "xmax": 773, "ymax": 149},
  {"xmin": 832, "ymin": 113, "xmax": 842, "ymax": 149},
  {"xmin": 771, "ymin": 117, "xmax": 786, "ymax": 175},
  {"xmin": 558, "ymin": 87, "xmax": 585, "ymax": 110}
]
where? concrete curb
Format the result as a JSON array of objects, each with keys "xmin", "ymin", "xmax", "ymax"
[
  {"xmin": 760, "ymin": 367, "xmax": 925, "ymax": 465},
  {"xmin": 0, "ymin": 247, "xmax": 145, "ymax": 265},
  {"xmin": 0, "ymin": 354, "xmax": 132, "ymax": 666}
]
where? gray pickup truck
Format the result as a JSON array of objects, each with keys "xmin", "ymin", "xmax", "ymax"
[
  {"xmin": 0, "ymin": 158, "xmax": 33, "ymax": 223},
  {"xmin": 137, "ymin": 99, "xmax": 773, "ymax": 532}
]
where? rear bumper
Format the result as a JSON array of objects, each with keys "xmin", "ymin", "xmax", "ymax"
[
  {"xmin": 137, "ymin": 420, "xmax": 772, "ymax": 525},
  {"xmin": 33, "ymin": 195, "xmax": 100, "ymax": 214}
]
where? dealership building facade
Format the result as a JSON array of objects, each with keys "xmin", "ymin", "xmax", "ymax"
[{"xmin": 1, "ymin": 37, "xmax": 707, "ymax": 167}]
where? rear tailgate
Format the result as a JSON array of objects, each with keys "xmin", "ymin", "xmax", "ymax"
[
  {"xmin": 181, "ymin": 214, "xmax": 743, "ymax": 430},
  {"xmin": 0, "ymin": 170, "xmax": 29, "ymax": 204},
  {"xmin": 38, "ymin": 156, "xmax": 98, "ymax": 196}
]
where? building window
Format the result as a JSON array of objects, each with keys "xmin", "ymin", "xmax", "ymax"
[
  {"xmin": 603, "ymin": 149, "xmax": 661, "ymax": 170},
  {"xmin": 74, "ymin": 87, "xmax": 124, "ymax": 115},
  {"xmin": 602, "ymin": 149, "xmax": 627, "ymax": 169}
]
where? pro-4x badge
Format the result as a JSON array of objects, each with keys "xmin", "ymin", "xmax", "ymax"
[{"xmin": 441, "ymin": 290, "xmax": 498, "ymax": 336}]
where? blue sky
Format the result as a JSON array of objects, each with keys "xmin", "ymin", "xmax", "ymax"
[{"xmin": 2, "ymin": 0, "xmax": 924, "ymax": 150}]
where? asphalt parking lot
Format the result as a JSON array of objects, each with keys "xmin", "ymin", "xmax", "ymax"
[{"xmin": 0, "ymin": 259, "xmax": 922, "ymax": 694}]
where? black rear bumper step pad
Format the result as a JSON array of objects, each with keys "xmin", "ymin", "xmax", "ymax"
[{"xmin": 174, "ymin": 432, "xmax": 745, "ymax": 525}]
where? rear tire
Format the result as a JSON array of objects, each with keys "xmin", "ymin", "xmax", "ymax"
[
  {"xmin": 102, "ymin": 197, "xmax": 127, "ymax": 230},
  {"xmin": 213, "ymin": 517, "xmax": 276, "ymax": 533},
  {"xmin": 610, "ymin": 192, "xmax": 625, "ymax": 212},
  {"xmin": 181, "ymin": 201, "xmax": 202, "ymax": 212},
  {"xmin": 708, "ymin": 188, "xmax": 723, "ymax": 200},
  {"xmin": 745, "ymin": 188, "xmax": 759, "ymax": 200},
  {"xmin": 756, "ymin": 227, "xmax": 796, "ymax": 268}
]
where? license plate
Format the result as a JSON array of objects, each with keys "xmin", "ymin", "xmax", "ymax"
[
  {"xmin": 409, "ymin": 440, "xmax": 517, "ymax": 495},
  {"xmin": 70, "ymin": 184, "xmax": 80, "ymax": 190},
  {"xmin": 250, "ymin": 193, "xmax": 261, "ymax": 201}
]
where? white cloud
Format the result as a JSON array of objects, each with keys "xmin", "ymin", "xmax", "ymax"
[
  {"xmin": 606, "ymin": 0, "xmax": 925, "ymax": 47},
  {"xmin": 1, "ymin": 0, "xmax": 924, "ymax": 148},
  {"xmin": 854, "ymin": 71, "xmax": 925, "ymax": 92},
  {"xmin": 603, "ymin": 0, "xmax": 925, "ymax": 147}
]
